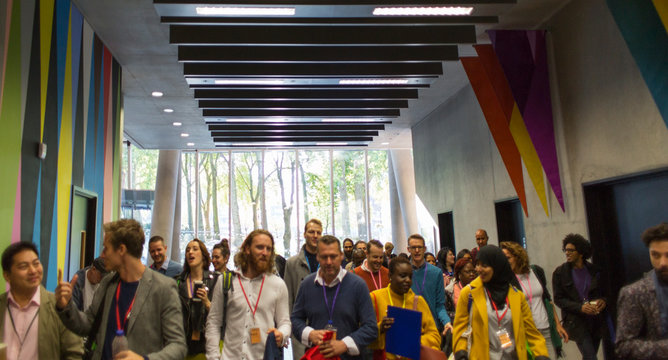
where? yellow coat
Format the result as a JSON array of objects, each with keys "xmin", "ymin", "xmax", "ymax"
[
  {"xmin": 369, "ymin": 287, "xmax": 441, "ymax": 359},
  {"xmin": 452, "ymin": 277, "xmax": 548, "ymax": 360}
]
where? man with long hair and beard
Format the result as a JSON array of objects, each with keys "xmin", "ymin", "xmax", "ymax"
[{"xmin": 205, "ymin": 229, "xmax": 291, "ymax": 360}]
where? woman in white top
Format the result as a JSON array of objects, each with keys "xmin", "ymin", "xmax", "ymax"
[{"xmin": 500, "ymin": 242, "xmax": 569, "ymax": 359}]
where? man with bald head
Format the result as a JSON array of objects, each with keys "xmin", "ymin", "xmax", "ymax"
[{"xmin": 470, "ymin": 229, "xmax": 489, "ymax": 263}]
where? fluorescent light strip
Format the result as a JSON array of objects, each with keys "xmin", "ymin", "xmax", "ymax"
[
  {"xmin": 215, "ymin": 79, "xmax": 285, "ymax": 85},
  {"xmin": 151, "ymin": 91, "xmax": 163, "ymax": 97},
  {"xmin": 339, "ymin": 79, "xmax": 410, "ymax": 85},
  {"xmin": 316, "ymin": 142, "xmax": 348, "ymax": 146},
  {"xmin": 181, "ymin": 133, "xmax": 189, "ymax": 137},
  {"xmin": 187, "ymin": 142, "xmax": 195, "ymax": 147},
  {"xmin": 196, "ymin": 7, "xmax": 295, "ymax": 16},
  {"xmin": 373, "ymin": 7, "xmax": 473, "ymax": 16},
  {"xmin": 225, "ymin": 119, "xmax": 288, "ymax": 123}
]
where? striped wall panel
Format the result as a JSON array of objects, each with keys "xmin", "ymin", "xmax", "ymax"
[{"xmin": 0, "ymin": 0, "xmax": 123, "ymax": 290}]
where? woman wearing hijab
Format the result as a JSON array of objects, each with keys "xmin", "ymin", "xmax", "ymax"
[
  {"xmin": 370, "ymin": 256, "xmax": 441, "ymax": 359},
  {"xmin": 501, "ymin": 241, "xmax": 569, "ymax": 359},
  {"xmin": 452, "ymin": 245, "xmax": 549, "ymax": 360}
]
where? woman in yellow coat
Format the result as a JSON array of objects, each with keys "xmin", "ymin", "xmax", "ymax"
[
  {"xmin": 452, "ymin": 245, "xmax": 549, "ymax": 360},
  {"xmin": 370, "ymin": 256, "xmax": 441, "ymax": 359}
]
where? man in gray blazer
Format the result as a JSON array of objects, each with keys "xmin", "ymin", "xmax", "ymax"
[{"xmin": 56, "ymin": 219, "xmax": 187, "ymax": 360}]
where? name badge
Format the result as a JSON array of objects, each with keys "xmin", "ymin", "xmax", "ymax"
[
  {"xmin": 250, "ymin": 327, "xmax": 262, "ymax": 344},
  {"xmin": 496, "ymin": 328, "xmax": 513, "ymax": 349}
]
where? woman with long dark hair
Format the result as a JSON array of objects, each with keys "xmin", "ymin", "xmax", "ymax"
[
  {"xmin": 437, "ymin": 247, "xmax": 456, "ymax": 286},
  {"xmin": 452, "ymin": 245, "xmax": 549, "ymax": 360},
  {"xmin": 175, "ymin": 238, "xmax": 218, "ymax": 359}
]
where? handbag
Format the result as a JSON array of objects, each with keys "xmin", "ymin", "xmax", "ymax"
[{"xmin": 300, "ymin": 331, "xmax": 340, "ymax": 360}]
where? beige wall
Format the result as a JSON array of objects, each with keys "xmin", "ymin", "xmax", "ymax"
[{"xmin": 412, "ymin": 0, "xmax": 668, "ymax": 355}]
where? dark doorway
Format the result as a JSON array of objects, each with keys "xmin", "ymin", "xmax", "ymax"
[
  {"xmin": 584, "ymin": 168, "xmax": 668, "ymax": 359},
  {"xmin": 68, "ymin": 186, "xmax": 97, "ymax": 280},
  {"xmin": 438, "ymin": 211, "xmax": 455, "ymax": 251},
  {"xmin": 495, "ymin": 198, "xmax": 526, "ymax": 247}
]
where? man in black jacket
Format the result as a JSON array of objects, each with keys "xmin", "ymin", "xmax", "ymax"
[{"xmin": 552, "ymin": 233, "xmax": 608, "ymax": 360}]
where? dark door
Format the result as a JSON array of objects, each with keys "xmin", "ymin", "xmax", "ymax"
[
  {"xmin": 584, "ymin": 169, "xmax": 668, "ymax": 359},
  {"xmin": 438, "ymin": 211, "xmax": 455, "ymax": 251},
  {"xmin": 495, "ymin": 198, "xmax": 526, "ymax": 247}
]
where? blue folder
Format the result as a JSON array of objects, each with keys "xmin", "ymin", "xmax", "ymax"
[{"xmin": 385, "ymin": 305, "xmax": 422, "ymax": 360}]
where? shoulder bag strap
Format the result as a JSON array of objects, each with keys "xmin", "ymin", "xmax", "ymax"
[
  {"xmin": 84, "ymin": 273, "xmax": 119, "ymax": 358},
  {"xmin": 220, "ymin": 271, "xmax": 233, "ymax": 341}
]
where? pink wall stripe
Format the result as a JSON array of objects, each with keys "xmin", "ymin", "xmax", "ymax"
[{"xmin": 0, "ymin": 0, "xmax": 15, "ymax": 118}]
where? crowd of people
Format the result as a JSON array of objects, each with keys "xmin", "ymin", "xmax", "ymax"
[{"xmin": 1, "ymin": 218, "xmax": 666, "ymax": 360}]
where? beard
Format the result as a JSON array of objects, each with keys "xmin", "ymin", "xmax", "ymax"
[
  {"xmin": 344, "ymin": 250, "xmax": 353, "ymax": 259},
  {"xmin": 250, "ymin": 253, "xmax": 270, "ymax": 273}
]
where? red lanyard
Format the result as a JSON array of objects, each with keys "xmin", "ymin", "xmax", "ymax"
[
  {"xmin": 115, "ymin": 282, "xmax": 137, "ymax": 332},
  {"xmin": 238, "ymin": 275, "xmax": 265, "ymax": 319},
  {"xmin": 515, "ymin": 273, "xmax": 533, "ymax": 305},
  {"xmin": 369, "ymin": 269, "xmax": 381, "ymax": 290},
  {"xmin": 486, "ymin": 290, "xmax": 509, "ymax": 326}
]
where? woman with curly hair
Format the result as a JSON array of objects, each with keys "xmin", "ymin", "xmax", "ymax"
[{"xmin": 501, "ymin": 241, "xmax": 569, "ymax": 359}]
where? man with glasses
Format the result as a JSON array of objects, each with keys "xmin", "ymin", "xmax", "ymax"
[
  {"xmin": 407, "ymin": 234, "xmax": 452, "ymax": 337},
  {"xmin": 552, "ymin": 233, "xmax": 608, "ymax": 360}
]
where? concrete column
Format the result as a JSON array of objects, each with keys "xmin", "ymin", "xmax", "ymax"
[
  {"xmin": 389, "ymin": 149, "xmax": 419, "ymax": 253},
  {"xmin": 388, "ymin": 156, "xmax": 406, "ymax": 248},
  {"xmin": 171, "ymin": 168, "xmax": 182, "ymax": 262},
  {"xmin": 150, "ymin": 150, "xmax": 181, "ymax": 263}
]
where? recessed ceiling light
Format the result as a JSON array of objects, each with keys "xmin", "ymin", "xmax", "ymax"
[
  {"xmin": 163, "ymin": 108, "xmax": 174, "ymax": 113},
  {"xmin": 373, "ymin": 7, "xmax": 474, "ymax": 16},
  {"xmin": 173, "ymin": 122, "xmax": 182, "ymax": 126},
  {"xmin": 187, "ymin": 142, "xmax": 195, "ymax": 147},
  {"xmin": 316, "ymin": 142, "xmax": 348, "ymax": 146},
  {"xmin": 196, "ymin": 6, "xmax": 296, "ymax": 16},
  {"xmin": 381, "ymin": 142, "xmax": 390, "ymax": 145},
  {"xmin": 151, "ymin": 91, "xmax": 164, "ymax": 97},
  {"xmin": 339, "ymin": 79, "xmax": 410, "ymax": 85},
  {"xmin": 322, "ymin": 118, "xmax": 380, "ymax": 122},
  {"xmin": 226, "ymin": 118, "xmax": 288, "ymax": 123},
  {"xmin": 215, "ymin": 79, "xmax": 285, "ymax": 85},
  {"xmin": 181, "ymin": 133, "xmax": 189, "ymax": 137}
]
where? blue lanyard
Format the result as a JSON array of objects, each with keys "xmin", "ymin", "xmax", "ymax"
[
  {"xmin": 323, "ymin": 282, "xmax": 342, "ymax": 325},
  {"xmin": 414, "ymin": 264, "xmax": 428, "ymax": 296},
  {"xmin": 305, "ymin": 252, "xmax": 319, "ymax": 273}
]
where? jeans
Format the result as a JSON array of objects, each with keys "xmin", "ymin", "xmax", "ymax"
[
  {"xmin": 539, "ymin": 328, "xmax": 556, "ymax": 360},
  {"xmin": 576, "ymin": 330, "xmax": 601, "ymax": 360}
]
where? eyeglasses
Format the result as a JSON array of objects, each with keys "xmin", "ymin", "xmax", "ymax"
[
  {"xmin": 408, "ymin": 246, "xmax": 424, "ymax": 251},
  {"xmin": 562, "ymin": 248, "xmax": 577, "ymax": 253},
  {"xmin": 462, "ymin": 269, "xmax": 477, "ymax": 275}
]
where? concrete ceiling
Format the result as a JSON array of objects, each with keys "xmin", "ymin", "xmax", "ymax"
[{"xmin": 72, "ymin": 0, "xmax": 571, "ymax": 150}]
